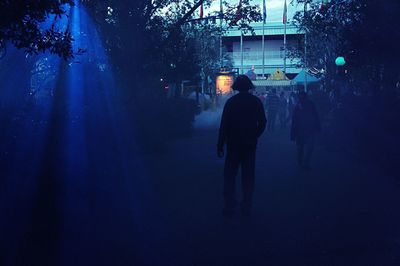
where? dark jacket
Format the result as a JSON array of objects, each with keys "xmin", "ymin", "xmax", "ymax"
[
  {"xmin": 291, "ymin": 99, "xmax": 321, "ymax": 142},
  {"xmin": 218, "ymin": 92, "xmax": 267, "ymax": 151}
]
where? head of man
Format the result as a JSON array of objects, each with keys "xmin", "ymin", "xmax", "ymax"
[{"xmin": 232, "ymin": 75, "xmax": 255, "ymax": 92}]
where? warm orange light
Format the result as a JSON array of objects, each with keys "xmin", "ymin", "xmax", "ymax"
[{"xmin": 216, "ymin": 75, "xmax": 233, "ymax": 94}]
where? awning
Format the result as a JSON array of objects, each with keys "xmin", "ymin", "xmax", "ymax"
[
  {"xmin": 293, "ymin": 69, "xmax": 320, "ymax": 84},
  {"xmin": 253, "ymin": 79, "xmax": 295, "ymax": 87}
]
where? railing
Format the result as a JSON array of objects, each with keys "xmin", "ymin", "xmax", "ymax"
[{"xmin": 229, "ymin": 51, "xmax": 284, "ymax": 61}]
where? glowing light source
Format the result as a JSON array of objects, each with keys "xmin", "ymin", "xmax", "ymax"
[
  {"xmin": 216, "ymin": 75, "xmax": 234, "ymax": 94},
  {"xmin": 335, "ymin": 56, "xmax": 346, "ymax": 66}
]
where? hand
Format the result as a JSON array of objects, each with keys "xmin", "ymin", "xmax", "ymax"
[{"xmin": 217, "ymin": 149, "xmax": 224, "ymax": 158}]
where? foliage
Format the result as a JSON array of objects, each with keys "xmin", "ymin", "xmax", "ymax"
[
  {"xmin": 293, "ymin": 0, "xmax": 400, "ymax": 173},
  {"xmin": 78, "ymin": 0, "xmax": 260, "ymax": 149},
  {"xmin": 0, "ymin": 0, "xmax": 75, "ymax": 59},
  {"xmin": 223, "ymin": 0, "xmax": 262, "ymax": 34},
  {"xmin": 290, "ymin": 0, "xmax": 359, "ymax": 81},
  {"xmin": 82, "ymin": 0, "xmax": 261, "ymax": 86},
  {"xmin": 1, "ymin": 0, "xmax": 261, "ymax": 83},
  {"xmin": 0, "ymin": 0, "xmax": 262, "ymax": 150},
  {"xmin": 291, "ymin": 0, "xmax": 400, "ymax": 93}
]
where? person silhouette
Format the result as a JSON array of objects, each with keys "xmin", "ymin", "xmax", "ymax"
[
  {"xmin": 217, "ymin": 75, "xmax": 267, "ymax": 217},
  {"xmin": 290, "ymin": 91, "xmax": 321, "ymax": 170},
  {"xmin": 265, "ymin": 88, "xmax": 280, "ymax": 131}
]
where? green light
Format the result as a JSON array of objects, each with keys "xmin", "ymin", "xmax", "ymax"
[{"xmin": 335, "ymin": 56, "xmax": 346, "ymax": 66}]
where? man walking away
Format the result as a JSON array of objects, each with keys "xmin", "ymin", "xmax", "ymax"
[
  {"xmin": 291, "ymin": 91, "xmax": 321, "ymax": 170},
  {"xmin": 217, "ymin": 75, "xmax": 267, "ymax": 217},
  {"xmin": 265, "ymin": 88, "xmax": 279, "ymax": 131}
]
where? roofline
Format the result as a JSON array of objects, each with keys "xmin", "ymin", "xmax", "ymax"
[{"xmin": 223, "ymin": 22, "xmax": 303, "ymax": 37}]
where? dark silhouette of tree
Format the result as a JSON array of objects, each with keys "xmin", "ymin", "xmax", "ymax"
[
  {"xmin": 291, "ymin": 0, "xmax": 400, "ymax": 93},
  {"xmin": 0, "ymin": 0, "xmax": 75, "ymax": 59},
  {"xmin": 292, "ymin": 0, "xmax": 400, "ymax": 174},
  {"xmin": 79, "ymin": 0, "xmax": 261, "ymax": 150},
  {"xmin": 82, "ymin": 0, "xmax": 261, "ymax": 85}
]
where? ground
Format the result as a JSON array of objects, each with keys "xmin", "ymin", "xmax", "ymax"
[
  {"xmin": 1, "ymin": 114, "xmax": 400, "ymax": 266},
  {"xmin": 142, "ymin": 127, "xmax": 400, "ymax": 266}
]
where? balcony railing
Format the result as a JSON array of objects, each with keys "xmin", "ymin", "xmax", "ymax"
[
  {"xmin": 227, "ymin": 51, "xmax": 301, "ymax": 64},
  {"xmin": 229, "ymin": 51, "xmax": 284, "ymax": 60}
]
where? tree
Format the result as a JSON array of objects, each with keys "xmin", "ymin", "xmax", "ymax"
[
  {"xmin": 290, "ymin": 0, "xmax": 358, "ymax": 85},
  {"xmin": 292, "ymin": 0, "xmax": 400, "ymax": 172},
  {"xmin": 82, "ymin": 0, "xmax": 261, "ymax": 87},
  {"xmin": 79, "ymin": 0, "xmax": 262, "ymax": 149},
  {"xmin": 1, "ymin": 0, "xmax": 262, "ymax": 149},
  {"xmin": 0, "ymin": 0, "xmax": 75, "ymax": 59},
  {"xmin": 291, "ymin": 0, "xmax": 400, "ymax": 93}
]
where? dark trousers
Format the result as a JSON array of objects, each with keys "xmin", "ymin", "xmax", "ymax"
[
  {"xmin": 297, "ymin": 135, "xmax": 315, "ymax": 167},
  {"xmin": 267, "ymin": 110, "xmax": 277, "ymax": 131},
  {"xmin": 224, "ymin": 148, "xmax": 256, "ymax": 210}
]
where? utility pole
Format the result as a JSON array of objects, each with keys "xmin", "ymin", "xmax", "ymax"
[
  {"xmin": 304, "ymin": 1, "xmax": 308, "ymax": 92},
  {"xmin": 262, "ymin": 0, "xmax": 266, "ymax": 77},
  {"xmin": 240, "ymin": 31, "xmax": 244, "ymax": 74},
  {"xmin": 219, "ymin": 0, "xmax": 223, "ymax": 68},
  {"xmin": 283, "ymin": 0, "xmax": 287, "ymax": 74}
]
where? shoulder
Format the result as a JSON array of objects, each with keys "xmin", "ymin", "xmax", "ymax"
[
  {"xmin": 246, "ymin": 93, "xmax": 262, "ymax": 102},
  {"xmin": 224, "ymin": 95, "xmax": 237, "ymax": 108},
  {"xmin": 226, "ymin": 95, "xmax": 238, "ymax": 104}
]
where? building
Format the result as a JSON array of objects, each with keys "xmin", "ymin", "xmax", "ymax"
[{"xmin": 222, "ymin": 22, "xmax": 304, "ymax": 80}]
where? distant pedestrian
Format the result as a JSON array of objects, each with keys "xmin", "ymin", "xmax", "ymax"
[
  {"xmin": 290, "ymin": 91, "xmax": 321, "ymax": 169},
  {"xmin": 286, "ymin": 91, "xmax": 296, "ymax": 125},
  {"xmin": 246, "ymin": 65, "xmax": 257, "ymax": 80},
  {"xmin": 278, "ymin": 91, "xmax": 287, "ymax": 129},
  {"xmin": 265, "ymin": 88, "xmax": 280, "ymax": 131},
  {"xmin": 217, "ymin": 75, "xmax": 267, "ymax": 217},
  {"xmin": 259, "ymin": 92, "xmax": 266, "ymax": 105}
]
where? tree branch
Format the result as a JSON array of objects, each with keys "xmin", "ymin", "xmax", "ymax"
[{"xmin": 174, "ymin": 0, "xmax": 205, "ymax": 29}]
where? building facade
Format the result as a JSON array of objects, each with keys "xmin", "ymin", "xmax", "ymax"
[{"xmin": 223, "ymin": 22, "xmax": 304, "ymax": 79}]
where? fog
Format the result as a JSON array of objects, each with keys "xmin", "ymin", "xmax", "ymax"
[{"xmin": 1, "ymin": 1, "xmax": 400, "ymax": 266}]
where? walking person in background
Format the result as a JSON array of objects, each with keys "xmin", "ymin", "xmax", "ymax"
[
  {"xmin": 217, "ymin": 75, "xmax": 267, "ymax": 217},
  {"xmin": 291, "ymin": 91, "xmax": 321, "ymax": 170},
  {"xmin": 265, "ymin": 88, "xmax": 280, "ymax": 131},
  {"xmin": 278, "ymin": 91, "xmax": 288, "ymax": 129},
  {"xmin": 246, "ymin": 65, "xmax": 257, "ymax": 80},
  {"xmin": 286, "ymin": 91, "xmax": 296, "ymax": 125}
]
